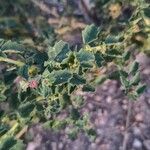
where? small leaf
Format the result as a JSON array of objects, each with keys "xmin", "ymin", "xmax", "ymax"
[
  {"xmin": 94, "ymin": 52, "xmax": 105, "ymax": 67},
  {"xmin": 18, "ymin": 102, "xmax": 34, "ymax": 118},
  {"xmin": 82, "ymin": 24, "xmax": 99, "ymax": 44},
  {"xmin": 71, "ymin": 108, "xmax": 80, "ymax": 120},
  {"xmin": 82, "ymin": 84, "xmax": 95, "ymax": 92},
  {"xmin": 136, "ymin": 84, "xmax": 146, "ymax": 95},
  {"xmin": 53, "ymin": 69, "xmax": 72, "ymax": 85},
  {"xmin": 70, "ymin": 74, "xmax": 86, "ymax": 85},
  {"xmin": 120, "ymin": 75, "xmax": 129, "ymax": 88},
  {"xmin": 123, "ymin": 51, "xmax": 131, "ymax": 61},
  {"xmin": 48, "ymin": 41, "xmax": 70, "ymax": 62},
  {"xmin": 129, "ymin": 61, "xmax": 139, "ymax": 75},
  {"xmin": 130, "ymin": 72, "xmax": 140, "ymax": 85},
  {"xmin": 0, "ymin": 137, "xmax": 17, "ymax": 150},
  {"xmin": 76, "ymin": 50, "xmax": 95, "ymax": 63}
]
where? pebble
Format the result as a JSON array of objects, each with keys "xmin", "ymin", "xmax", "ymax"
[
  {"xmin": 133, "ymin": 127, "xmax": 141, "ymax": 136},
  {"xmin": 106, "ymin": 96, "xmax": 112, "ymax": 104},
  {"xmin": 143, "ymin": 140, "xmax": 150, "ymax": 150},
  {"xmin": 132, "ymin": 139, "xmax": 142, "ymax": 149},
  {"xmin": 135, "ymin": 113, "xmax": 143, "ymax": 122}
]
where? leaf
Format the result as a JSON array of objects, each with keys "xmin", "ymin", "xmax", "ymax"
[
  {"xmin": 0, "ymin": 40, "xmax": 26, "ymax": 51},
  {"xmin": 94, "ymin": 52, "xmax": 105, "ymax": 67},
  {"xmin": 123, "ymin": 51, "xmax": 131, "ymax": 61},
  {"xmin": 105, "ymin": 35, "xmax": 121, "ymax": 44},
  {"xmin": 18, "ymin": 65, "xmax": 28, "ymax": 79},
  {"xmin": 80, "ymin": 61, "xmax": 94, "ymax": 68},
  {"xmin": 94, "ymin": 75, "xmax": 107, "ymax": 85},
  {"xmin": 129, "ymin": 61, "xmax": 139, "ymax": 75},
  {"xmin": 48, "ymin": 41, "xmax": 70, "ymax": 62},
  {"xmin": 70, "ymin": 108, "xmax": 80, "ymax": 120},
  {"xmin": 76, "ymin": 50, "xmax": 95, "ymax": 63},
  {"xmin": 136, "ymin": 84, "xmax": 146, "ymax": 95},
  {"xmin": 70, "ymin": 74, "xmax": 86, "ymax": 85},
  {"xmin": 82, "ymin": 84, "xmax": 95, "ymax": 92},
  {"xmin": 120, "ymin": 75, "xmax": 129, "ymax": 88},
  {"xmin": 82, "ymin": 24, "xmax": 99, "ymax": 44},
  {"xmin": 53, "ymin": 69, "xmax": 72, "ymax": 85},
  {"xmin": 0, "ymin": 94, "xmax": 6, "ymax": 102},
  {"xmin": 144, "ymin": 8, "xmax": 150, "ymax": 18},
  {"xmin": 130, "ymin": 72, "xmax": 140, "ymax": 85},
  {"xmin": 18, "ymin": 102, "xmax": 34, "ymax": 118},
  {"xmin": 10, "ymin": 140, "xmax": 25, "ymax": 150},
  {"xmin": 109, "ymin": 70, "xmax": 128, "ymax": 80},
  {"xmin": 0, "ymin": 137, "xmax": 17, "ymax": 150}
]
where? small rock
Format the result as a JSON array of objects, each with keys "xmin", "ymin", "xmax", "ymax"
[
  {"xmin": 143, "ymin": 140, "xmax": 150, "ymax": 150},
  {"xmin": 135, "ymin": 113, "xmax": 143, "ymax": 122},
  {"xmin": 106, "ymin": 96, "xmax": 112, "ymax": 104},
  {"xmin": 133, "ymin": 127, "xmax": 141, "ymax": 136},
  {"xmin": 132, "ymin": 139, "xmax": 142, "ymax": 149}
]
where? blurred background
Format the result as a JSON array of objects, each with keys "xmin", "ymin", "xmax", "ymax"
[{"xmin": 0, "ymin": 0, "xmax": 150, "ymax": 150}]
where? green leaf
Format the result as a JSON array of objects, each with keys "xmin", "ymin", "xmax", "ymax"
[
  {"xmin": 70, "ymin": 74, "xmax": 86, "ymax": 85},
  {"xmin": 129, "ymin": 61, "xmax": 139, "ymax": 75},
  {"xmin": 123, "ymin": 51, "xmax": 131, "ymax": 61},
  {"xmin": 18, "ymin": 102, "xmax": 34, "ymax": 118},
  {"xmin": 94, "ymin": 52, "xmax": 105, "ymax": 67},
  {"xmin": 80, "ymin": 61, "xmax": 94, "ymax": 68},
  {"xmin": 109, "ymin": 70, "xmax": 128, "ymax": 80},
  {"xmin": 136, "ymin": 84, "xmax": 146, "ymax": 95},
  {"xmin": 53, "ymin": 69, "xmax": 72, "ymax": 85},
  {"xmin": 0, "ymin": 137, "xmax": 17, "ymax": 150},
  {"xmin": 105, "ymin": 35, "xmax": 120, "ymax": 44},
  {"xmin": 94, "ymin": 75, "xmax": 107, "ymax": 85},
  {"xmin": 70, "ymin": 108, "xmax": 80, "ymax": 120},
  {"xmin": 82, "ymin": 84, "xmax": 95, "ymax": 92},
  {"xmin": 76, "ymin": 50, "xmax": 95, "ymax": 63},
  {"xmin": 82, "ymin": 24, "xmax": 99, "ymax": 44},
  {"xmin": 120, "ymin": 75, "xmax": 129, "ymax": 88},
  {"xmin": 0, "ymin": 94, "xmax": 6, "ymax": 102},
  {"xmin": 130, "ymin": 72, "xmax": 140, "ymax": 85},
  {"xmin": 18, "ymin": 65, "xmax": 28, "ymax": 79},
  {"xmin": 144, "ymin": 8, "xmax": 150, "ymax": 18},
  {"xmin": 48, "ymin": 41, "xmax": 70, "ymax": 62},
  {"xmin": 0, "ymin": 40, "xmax": 26, "ymax": 51},
  {"xmin": 10, "ymin": 140, "xmax": 25, "ymax": 150}
]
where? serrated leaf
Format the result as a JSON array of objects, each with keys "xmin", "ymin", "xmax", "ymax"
[
  {"xmin": 80, "ymin": 61, "xmax": 94, "ymax": 68},
  {"xmin": 109, "ymin": 70, "xmax": 128, "ymax": 80},
  {"xmin": 0, "ymin": 94, "xmax": 6, "ymax": 102},
  {"xmin": 0, "ymin": 137, "xmax": 17, "ymax": 150},
  {"xmin": 71, "ymin": 108, "xmax": 80, "ymax": 120},
  {"xmin": 144, "ymin": 8, "xmax": 150, "ymax": 18},
  {"xmin": 94, "ymin": 52, "xmax": 105, "ymax": 67},
  {"xmin": 76, "ymin": 50, "xmax": 95, "ymax": 63},
  {"xmin": 18, "ymin": 102, "xmax": 34, "ymax": 118},
  {"xmin": 10, "ymin": 140, "xmax": 25, "ymax": 150},
  {"xmin": 70, "ymin": 74, "xmax": 86, "ymax": 85},
  {"xmin": 123, "ymin": 51, "xmax": 131, "ymax": 61},
  {"xmin": 0, "ymin": 40, "xmax": 26, "ymax": 51},
  {"xmin": 136, "ymin": 84, "xmax": 146, "ymax": 94},
  {"xmin": 120, "ymin": 75, "xmax": 129, "ymax": 88},
  {"xmin": 48, "ymin": 41, "xmax": 70, "ymax": 62},
  {"xmin": 130, "ymin": 72, "xmax": 140, "ymax": 85},
  {"xmin": 94, "ymin": 75, "xmax": 107, "ymax": 85},
  {"xmin": 129, "ymin": 61, "xmax": 139, "ymax": 75},
  {"xmin": 82, "ymin": 24, "xmax": 99, "ymax": 44},
  {"xmin": 82, "ymin": 84, "xmax": 95, "ymax": 92},
  {"xmin": 52, "ymin": 69, "xmax": 72, "ymax": 85},
  {"xmin": 18, "ymin": 65, "xmax": 28, "ymax": 79}
]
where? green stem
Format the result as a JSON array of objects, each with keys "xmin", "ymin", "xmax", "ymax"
[{"xmin": 0, "ymin": 57, "xmax": 25, "ymax": 66}]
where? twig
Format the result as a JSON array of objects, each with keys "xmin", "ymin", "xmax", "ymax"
[{"xmin": 122, "ymin": 100, "xmax": 133, "ymax": 150}]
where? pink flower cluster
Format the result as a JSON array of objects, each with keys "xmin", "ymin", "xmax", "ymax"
[{"xmin": 28, "ymin": 80, "xmax": 38, "ymax": 89}]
